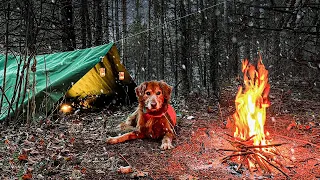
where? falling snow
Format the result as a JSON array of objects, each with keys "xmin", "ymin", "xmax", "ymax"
[{"xmin": 231, "ymin": 37, "xmax": 237, "ymax": 43}]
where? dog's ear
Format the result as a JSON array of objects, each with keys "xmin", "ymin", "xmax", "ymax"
[
  {"xmin": 159, "ymin": 81, "xmax": 172, "ymax": 101},
  {"xmin": 135, "ymin": 82, "xmax": 148, "ymax": 98}
]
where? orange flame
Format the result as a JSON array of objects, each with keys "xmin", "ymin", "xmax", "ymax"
[{"xmin": 232, "ymin": 56, "xmax": 270, "ymax": 146}]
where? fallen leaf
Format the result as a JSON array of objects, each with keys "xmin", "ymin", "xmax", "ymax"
[
  {"xmin": 187, "ymin": 116, "xmax": 195, "ymax": 120},
  {"xmin": 18, "ymin": 154, "xmax": 28, "ymax": 162},
  {"xmin": 4, "ymin": 139, "xmax": 10, "ymax": 145},
  {"xmin": 130, "ymin": 170, "xmax": 148, "ymax": 178},
  {"xmin": 70, "ymin": 137, "xmax": 75, "ymax": 144},
  {"xmin": 118, "ymin": 166, "xmax": 133, "ymax": 174},
  {"xmin": 30, "ymin": 135, "xmax": 36, "ymax": 142},
  {"xmin": 37, "ymin": 174, "xmax": 44, "ymax": 179},
  {"xmin": 81, "ymin": 167, "xmax": 86, "ymax": 174},
  {"xmin": 22, "ymin": 173, "xmax": 32, "ymax": 180},
  {"xmin": 39, "ymin": 139, "xmax": 45, "ymax": 146},
  {"xmin": 226, "ymin": 118, "xmax": 234, "ymax": 129},
  {"xmin": 286, "ymin": 121, "xmax": 297, "ymax": 131},
  {"xmin": 305, "ymin": 125, "xmax": 311, "ymax": 130},
  {"xmin": 65, "ymin": 156, "xmax": 73, "ymax": 161}
]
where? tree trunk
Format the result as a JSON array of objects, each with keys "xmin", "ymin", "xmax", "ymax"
[
  {"xmin": 104, "ymin": 0, "xmax": 109, "ymax": 43},
  {"xmin": 122, "ymin": 0, "xmax": 127, "ymax": 65},
  {"xmin": 86, "ymin": 1, "xmax": 92, "ymax": 47},
  {"xmin": 180, "ymin": 0, "xmax": 190, "ymax": 96},
  {"xmin": 200, "ymin": 0, "xmax": 207, "ymax": 90},
  {"xmin": 115, "ymin": 0, "xmax": 120, "ymax": 41},
  {"xmin": 209, "ymin": 0, "xmax": 219, "ymax": 97},
  {"xmin": 61, "ymin": 0, "xmax": 76, "ymax": 51},
  {"xmin": 80, "ymin": 0, "xmax": 88, "ymax": 48},
  {"xmin": 94, "ymin": 0, "xmax": 103, "ymax": 46},
  {"xmin": 160, "ymin": 0, "xmax": 165, "ymax": 80},
  {"xmin": 147, "ymin": 0, "xmax": 152, "ymax": 81},
  {"xmin": 174, "ymin": 0, "xmax": 179, "ymax": 97},
  {"xmin": 111, "ymin": 0, "xmax": 115, "ymax": 40},
  {"xmin": 23, "ymin": 0, "xmax": 37, "ymax": 53}
]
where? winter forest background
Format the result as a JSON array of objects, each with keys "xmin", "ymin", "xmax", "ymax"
[{"xmin": 0, "ymin": 0, "xmax": 319, "ymax": 98}]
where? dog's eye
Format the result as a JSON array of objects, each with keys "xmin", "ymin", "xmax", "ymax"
[
  {"xmin": 156, "ymin": 91, "xmax": 161, "ymax": 95},
  {"xmin": 146, "ymin": 92, "xmax": 151, "ymax": 95}
]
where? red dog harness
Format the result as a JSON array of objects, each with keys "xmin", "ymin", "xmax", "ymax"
[{"xmin": 143, "ymin": 104, "xmax": 177, "ymax": 126}]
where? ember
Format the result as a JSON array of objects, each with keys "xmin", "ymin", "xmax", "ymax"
[
  {"xmin": 224, "ymin": 56, "xmax": 290, "ymax": 178},
  {"xmin": 60, "ymin": 104, "xmax": 72, "ymax": 114}
]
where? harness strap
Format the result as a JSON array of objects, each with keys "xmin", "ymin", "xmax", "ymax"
[{"xmin": 164, "ymin": 112, "xmax": 177, "ymax": 136}]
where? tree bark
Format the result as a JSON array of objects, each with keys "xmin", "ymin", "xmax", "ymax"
[
  {"xmin": 209, "ymin": 0, "xmax": 219, "ymax": 97},
  {"xmin": 115, "ymin": 0, "xmax": 120, "ymax": 41},
  {"xmin": 80, "ymin": 0, "xmax": 88, "ymax": 48},
  {"xmin": 94, "ymin": 0, "xmax": 103, "ymax": 46},
  {"xmin": 180, "ymin": 0, "xmax": 190, "ymax": 96},
  {"xmin": 147, "ymin": 0, "xmax": 152, "ymax": 81},
  {"xmin": 160, "ymin": 0, "xmax": 165, "ymax": 80},
  {"xmin": 60, "ymin": 0, "xmax": 76, "ymax": 51},
  {"xmin": 104, "ymin": 0, "xmax": 109, "ymax": 43},
  {"xmin": 122, "ymin": 0, "xmax": 127, "ymax": 65}
]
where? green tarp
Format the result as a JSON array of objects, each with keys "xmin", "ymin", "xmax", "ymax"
[{"xmin": 0, "ymin": 42, "xmax": 128, "ymax": 121}]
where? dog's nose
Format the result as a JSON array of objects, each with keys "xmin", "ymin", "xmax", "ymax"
[{"xmin": 151, "ymin": 102, "xmax": 157, "ymax": 108}]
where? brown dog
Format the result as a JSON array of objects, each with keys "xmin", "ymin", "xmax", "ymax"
[{"xmin": 106, "ymin": 81, "xmax": 177, "ymax": 150}]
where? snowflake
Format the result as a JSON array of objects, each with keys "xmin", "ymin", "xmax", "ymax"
[
  {"xmin": 297, "ymin": 14, "xmax": 301, "ymax": 19},
  {"xmin": 231, "ymin": 37, "xmax": 237, "ymax": 43}
]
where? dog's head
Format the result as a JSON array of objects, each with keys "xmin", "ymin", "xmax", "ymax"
[{"xmin": 135, "ymin": 81, "xmax": 172, "ymax": 112}]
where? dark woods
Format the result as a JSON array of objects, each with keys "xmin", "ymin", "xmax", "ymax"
[{"xmin": 0, "ymin": 0, "xmax": 319, "ymax": 104}]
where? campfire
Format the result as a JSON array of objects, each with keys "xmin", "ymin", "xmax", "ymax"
[{"xmin": 224, "ymin": 56, "xmax": 290, "ymax": 178}]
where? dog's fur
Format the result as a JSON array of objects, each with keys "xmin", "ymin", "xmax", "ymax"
[{"xmin": 106, "ymin": 80, "xmax": 177, "ymax": 150}]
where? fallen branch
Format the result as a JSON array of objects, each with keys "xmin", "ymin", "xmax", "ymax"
[
  {"xmin": 222, "ymin": 151, "xmax": 254, "ymax": 162},
  {"xmin": 221, "ymin": 135, "xmax": 290, "ymax": 179},
  {"xmin": 273, "ymin": 133, "xmax": 320, "ymax": 149},
  {"xmin": 257, "ymin": 153, "xmax": 290, "ymax": 179},
  {"xmin": 119, "ymin": 153, "xmax": 131, "ymax": 167}
]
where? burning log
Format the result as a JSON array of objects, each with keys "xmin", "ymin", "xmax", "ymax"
[
  {"xmin": 219, "ymin": 135, "xmax": 290, "ymax": 178},
  {"xmin": 223, "ymin": 56, "xmax": 291, "ymax": 179}
]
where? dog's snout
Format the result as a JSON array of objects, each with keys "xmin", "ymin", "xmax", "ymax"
[{"xmin": 151, "ymin": 102, "xmax": 157, "ymax": 108}]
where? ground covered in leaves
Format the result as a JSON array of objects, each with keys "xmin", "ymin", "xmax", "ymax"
[{"xmin": 1, "ymin": 82, "xmax": 319, "ymax": 180}]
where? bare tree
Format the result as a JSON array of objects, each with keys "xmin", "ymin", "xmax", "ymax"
[
  {"xmin": 94, "ymin": 0, "xmax": 103, "ymax": 45},
  {"xmin": 209, "ymin": 0, "xmax": 219, "ymax": 97},
  {"xmin": 179, "ymin": 0, "xmax": 190, "ymax": 96},
  {"xmin": 80, "ymin": 0, "xmax": 89, "ymax": 48},
  {"xmin": 122, "ymin": 0, "xmax": 127, "ymax": 65},
  {"xmin": 60, "ymin": 0, "xmax": 76, "ymax": 51}
]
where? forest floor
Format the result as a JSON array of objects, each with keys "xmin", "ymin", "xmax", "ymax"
[{"xmin": 1, "ymin": 80, "xmax": 320, "ymax": 180}]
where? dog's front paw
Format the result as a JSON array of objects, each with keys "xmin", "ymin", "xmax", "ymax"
[
  {"xmin": 160, "ymin": 141, "xmax": 174, "ymax": 150},
  {"xmin": 106, "ymin": 137, "xmax": 118, "ymax": 144}
]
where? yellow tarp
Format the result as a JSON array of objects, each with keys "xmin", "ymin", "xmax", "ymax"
[{"xmin": 66, "ymin": 45, "xmax": 132, "ymax": 98}]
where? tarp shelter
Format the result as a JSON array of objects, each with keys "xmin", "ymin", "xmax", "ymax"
[{"xmin": 0, "ymin": 42, "xmax": 136, "ymax": 121}]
